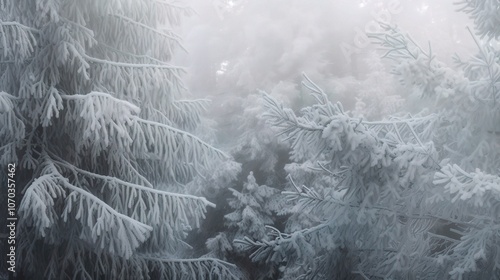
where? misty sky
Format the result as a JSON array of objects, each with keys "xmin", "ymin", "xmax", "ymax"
[{"xmin": 174, "ymin": 0, "xmax": 477, "ymax": 98}]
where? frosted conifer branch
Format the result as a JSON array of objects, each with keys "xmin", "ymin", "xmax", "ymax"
[
  {"xmin": 60, "ymin": 180, "xmax": 153, "ymax": 259},
  {"xmin": 456, "ymin": 0, "xmax": 500, "ymax": 39},
  {"xmin": 139, "ymin": 255, "xmax": 240, "ymax": 279},
  {"xmin": 19, "ymin": 157, "xmax": 153, "ymax": 259},
  {"xmin": 0, "ymin": 92, "xmax": 25, "ymax": 164},
  {"xmin": 133, "ymin": 117, "xmax": 229, "ymax": 160},
  {"xmin": 85, "ymin": 54, "xmax": 185, "ymax": 69},
  {"xmin": 50, "ymin": 156, "xmax": 217, "ymax": 249},
  {"xmin": 88, "ymin": 56, "xmax": 187, "ymax": 108},
  {"xmin": 301, "ymin": 72, "xmax": 328, "ymax": 104},
  {"xmin": 235, "ymin": 223, "xmax": 328, "ymax": 264},
  {"xmin": 95, "ymin": 13, "xmax": 185, "ymax": 61},
  {"xmin": 0, "ymin": 21, "xmax": 38, "ymax": 62},
  {"xmin": 434, "ymin": 164, "xmax": 500, "ymax": 210},
  {"xmin": 53, "ymin": 157, "xmax": 216, "ymax": 206},
  {"xmin": 167, "ymin": 99, "xmax": 210, "ymax": 130},
  {"xmin": 111, "ymin": 14, "xmax": 185, "ymax": 49},
  {"xmin": 97, "ymin": 43, "xmax": 173, "ymax": 66},
  {"xmin": 61, "ymin": 92, "xmax": 227, "ymax": 185},
  {"xmin": 262, "ymin": 91, "xmax": 436, "ymax": 164},
  {"xmin": 464, "ymin": 27, "xmax": 500, "ymax": 104},
  {"xmin": 18, "ymin": 174, "xmax": 64, "ymax": 237}
]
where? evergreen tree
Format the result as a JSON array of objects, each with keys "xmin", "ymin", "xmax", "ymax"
[
  {"xmin": 225, "ymin": 172, "xmax": 278, "ymax": 242},
  {"xmin": 206, "ymin": 172, "xmax": 279, "ymax": 279},
  {"xmin": 369, "ymin": 22, "xmax": 500, "ymax": 173},
  {"xmin": 0, "ymin": 0, "xmax": 238, "ymax": 278},
  {"xmin": 237, "ymin": 2, "xmax": 500, "ymax": 278},
  {"xmin": 239, "ymin": 84, "xmax": 439, "ymax": 279}
]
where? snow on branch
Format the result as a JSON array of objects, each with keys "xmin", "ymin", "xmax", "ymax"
[
  {"xmin": 92, "ymin": 13, "xmax": 184, "ymax": 62},
  {"xmin": 85, "ymin": 54, "xmax": 184, "ymax": 70},
  {"xmin": 52, "ymin": 157, "xmax": 216, "ymax": 250},
  {"xmin": 18, "ymin": 174, "xmax": 65, "ymax": 237},
  {"xmin": 95, "ymin": 43, "xmax": 174, "ymax": 66},
  {"xmin": 364, "ymin": 115, "xmax": 436, "ymax": 142},
  {"xmin": 371, "ymin": 22, "xmax": 499, "ymax": 173},
  {"xmin": 153, "ymin": 1, "xmax": 196, "ymax": 26},
  {"xmin": 19, "ymin": 155, "xmax": 153, "ymax": 259},
  {"xmin": 426, "ymin": 163, "xmax": 500, "ymax": 278},
  {"xmin": 62, "ymin": 91, "xmax": 140, "ymax": 154},
  {"xmin": 82, "ymin": 0, "xmax": 194, "ymax": 28},
  {"xmin": 257, "ymin": 78, "xmax": 450, "ymax": 278},
  {"xmin": 368, "ymin": 23, "xmax": 429, "ymax": 61},
  {"xmin": 367, "ymin": 24, "xmax": 457, "ymax": 99},
  {"xmin": 61, "ymin": 182, "xmax": 152, "ymax": 259},
  {"xmin": 262, "ymin": 91, "xmax": 436, "ymax": 165},
  {"xmin": 111, "ymin": 14, "xmax": 185, "ymax": 51},
  {"xmin": 140, "ymin": 255, "xmax": 240, "ymax": 279},
  {"xmin": 40, "ymin": 87, "xmax": 64, "ymax": 127},
  {"xmin": 434, "ymin": 164, "xmax": 500, "ymax": 210},
  {"xmin": 0, "ymin": 21, "xmax": 38, "ymax": 62},
  {"xmin": 0, "ymin": 91, "xmax": 25, "ymax": 164},
  {"xmin": 166, "ymin": 99, "xmax": 210, "ymax": 130},
  {"xmin": 0, "ymin": 91, "xmax": 25, "ymax": 137},
  {"xmin": 301, "ymin": 73, "xmax": 328, "ymax": 104},
  {"xmin": 446, "ymin": 224, "xmax": 499, "ymax": 279},
  {"xmin": 283, "ymin": 180, "xmax": 450, "ymax": 229},
  {"xmin": 61, "ymin": 92, "xmax": 227, "ymax": 184},
  {"xmin": 456, "ymin": 0, "xmax": 500, "ymax": 39},
  {"xmin": 235, "ymin": 224, "xmax": 328, "ymax": 265},
  {"xmin": 262, "ymin": 92, "xmax": 325, "ymax": 133},
  {"xmin": 88, "ymin": 55, "xmax": 186, "ymax": 107},
  {"xmin": 261, "ymin": 92, "xmax": 326, "ymax": 161},
  {"xmin": 459, "ymin": 28, "xmax": 500, "ymax": 104},
  {"xmin": 132, "ymin": 117, "xmax": 228, "ymax": 161}
]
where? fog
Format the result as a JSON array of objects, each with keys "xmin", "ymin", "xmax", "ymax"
[
  {"xmin": 0, "ymin": 0, "xmax": 500, "ymax": 280},
  {"xmin": 169, "ymin": 0, "xmax": 481, "ymax": 154},
  {"xmin": 5, "ymin": 1, "xmax": 500, "ymax": 279},
  {"xmin": 176, "ymin": 0, "xmax": 476, "ymax": 99}
]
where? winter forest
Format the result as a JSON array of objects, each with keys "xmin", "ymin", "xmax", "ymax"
[{"xmin": 1, "ymin": 0, "xmax": 500, "ymax": 279}]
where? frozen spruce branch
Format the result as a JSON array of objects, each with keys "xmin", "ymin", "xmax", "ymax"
[
  {"xmin": 456, "ymin": 0, "xmax": 500, "ymax": 39},
  {"xmin": 137, "ymin": 256, "xmax": 240, "ymax": 280},
  {"xmin": 49, "ymin": 154, "xmax": 216, "ymax": 251},
  {"xmin": 428, "ymin": 164, "xmax": 500, "ymax": 279},
  {"xmin": 0, "ymin": 21, "xmax": 38, "ymax": 62},
  {"xmin": 18, "ymin": 153, "xmax": 153, "ymax": 259},
  {"xmin": 167, "ymin": 99, "xmax": 212, "ymax": 131},
  {"xmin": 261, "ymin": 75, "xmax": 438, "ymax": 164},
  {"xmin": 455, "ymin": 28, "xmax": 500, "ymax": 105},
  {"xmin": 371, "ymin": 19, "xmax": 500, "ymax": 173},
  {"xmin": 368, "ymin": 24, "xmax": 448, "ymax": 99},
  {"xmin": 0, "ymin": 92, "xmax": 25, "ymax": 164},
  {"xmin": 432, "ymin": 164, "xmax": 500, "ymax": 216}
]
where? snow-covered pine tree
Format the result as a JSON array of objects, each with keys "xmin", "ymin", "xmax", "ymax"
[
  {"xmin": 0, "ymin": 0, "xmax": 238, "ymax": 279},
  {"xmin": 205, "ymin": 171, "xmax": 279, "ymax": 279},
  {"xmin": 237, "ymin": 77, "xmax": 441, "ymax": 279},
  {"xmin": 238, "ymin": 2, "xmax": 500, "ymax": 279},
  {"xmin": 366, "ymin": 2, "xmax": 500, "ymax": 277},
  {"xmin": 225, "ymin": 172, "xmax": 278, "ymax": 243},
  {"xmin": 368, "ymin": 21, "xmax": 500, "ymax": 173}
]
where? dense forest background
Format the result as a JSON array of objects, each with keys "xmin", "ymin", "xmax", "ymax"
[{"xmin": 1, "ymin": 0, "xmax": 500, "ymax": 279}]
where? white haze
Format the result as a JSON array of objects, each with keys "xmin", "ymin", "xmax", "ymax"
[{"xmin": 174, "ymin": 0, "xmax": 476, "ymax": 101}]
